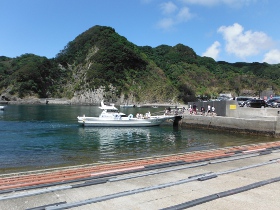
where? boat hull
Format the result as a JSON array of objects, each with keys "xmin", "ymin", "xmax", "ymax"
[{"xmin": 77, "ymin": 116, "xmax": 174, "ymax": 127}]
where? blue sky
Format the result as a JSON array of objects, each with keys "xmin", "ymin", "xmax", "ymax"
[{"xmin": 1, "ymin": 0, "xmax": 280, "ymax": 64}]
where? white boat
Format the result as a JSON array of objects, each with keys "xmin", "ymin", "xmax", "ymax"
[
  {"xmin": 77, "ymin": 101, "xmax": 175, "ymax": 127},
  {"xmin": 0, "ymin": 106, "xmax": 5, "ymax": 110}
]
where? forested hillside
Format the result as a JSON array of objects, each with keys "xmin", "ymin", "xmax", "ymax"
[{"xmin": 0, "ymin": 25, "xmax": 279, "ymax": 104}]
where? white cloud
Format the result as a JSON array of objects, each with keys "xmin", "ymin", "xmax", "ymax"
[
  {"xmin": 160, "ymin": 1, "xmax": 178, "ymax": 14},
  {"xmin": 157, "ymin": 18, "xmax": 175, "ymax": 30},
  {"xmin": 202, "ymin": 41, "xmax": 221, "ymax": 60},
  {"xmin": 217, "ymin": 23, "xmax": 274, "ymax": 59},
  {"xmin": 262, "ymin": 49, "xmax": 280, "ymax": 64},
  {"xmin": 157, "ymin": 2, "xmax": 194, "ymax": 30},
  {"xmin": 176, "ymin": 7, "xmax": 193, "ymax": 22},
  {"xmin": 180, "ymin": 0, "xmax": 255, "ymax": 7}
]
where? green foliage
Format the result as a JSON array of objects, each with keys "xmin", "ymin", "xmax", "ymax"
[
  {"xmin": 1, "ymin": 25, "xmax": 280, "ymax": 102},
  {"xmin": 56, "ymin": 26, "xmax": 149, "ymax": 92},
  {"xmin": 177, "ymin": 84, "xmax": 197, "ymax": 103},
  {"xmin": 0, "ymin": 54, "xmax": 68, "ymax": 98}
]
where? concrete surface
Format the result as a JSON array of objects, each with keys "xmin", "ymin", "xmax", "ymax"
[
  {"xmin": 0, "ymin": 149, "xmax": 279, "ymax": 210},
  {"xmin": 181, "ymin": 114, "xmax": 278, "ymax": 136}
]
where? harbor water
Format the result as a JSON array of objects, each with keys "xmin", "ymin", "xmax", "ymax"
[{"xmin": 0, "ymin": 104, "xmax": 276, "ymax": 174}]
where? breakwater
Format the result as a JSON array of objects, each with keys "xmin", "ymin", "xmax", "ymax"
[
  {"xmin": 181, "ymin": 101, "xmax": 280, "ymax": 137},
  {"xmin": 180, "ymin": 114, "xmax": 280, "ymax": 137}
]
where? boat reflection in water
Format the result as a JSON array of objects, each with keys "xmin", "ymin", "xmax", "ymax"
[{"xmin": 77, "ymin": 126, "xmax": 180, "ymax": 162}]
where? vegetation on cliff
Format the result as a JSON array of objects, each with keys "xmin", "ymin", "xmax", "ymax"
[
  {"xmin": 0, "ymin": 54, "xmax": 68, "ymax": 98},
  {"xmin": 0, "ymin": 25, "xmax": 280, "ymax": 103}
]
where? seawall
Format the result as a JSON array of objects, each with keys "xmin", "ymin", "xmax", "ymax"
[
  {"xmin": 182, "ymin": 100, "xmax": 280, "ymax": 137},
  {"xmin": 180, "ymin": 114, "xmax": 280, "ymax": 137}
]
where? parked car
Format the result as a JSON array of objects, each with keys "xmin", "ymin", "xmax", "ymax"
[
  {"xmin": 266, "ymin": 98, "xmax": 280, "ymax": 108},
  {"xmin": 246, "ymin": 99, "xmax": 267, "ymax": 108},
  {"xmin": 273, "ymin": 100, "xmax": 280, "ymax": 108},
  {"xmin": 242, "ymin": 99, "xmax": 252, "ymax": 107},
  {"xmin": 236, "ymin": 96, "xmax": 254, "ymax": 107}
]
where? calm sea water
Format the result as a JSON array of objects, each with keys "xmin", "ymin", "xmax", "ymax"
[{"xmin": 0, "ymin": 104, "xmax": 276, "ymax": 173}]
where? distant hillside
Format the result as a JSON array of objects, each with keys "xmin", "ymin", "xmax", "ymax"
[{"xmin": 0, "ymin": 25, "xmax": 280, "ymax": 104}]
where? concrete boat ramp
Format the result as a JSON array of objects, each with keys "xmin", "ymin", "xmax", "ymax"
[{"xmin": 0, "ymin": 141, "xmax": 280, "ymax": 210}]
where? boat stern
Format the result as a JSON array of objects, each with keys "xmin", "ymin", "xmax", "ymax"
[{"xmin": 77, "ymin": 116, "xmax": 86, "ymax": 125}]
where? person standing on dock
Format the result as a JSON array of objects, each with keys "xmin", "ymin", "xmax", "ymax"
[
  {"xmin": 193, "ymin": 103, "xmax": 197, "ymax": 115},
  {"xmin": 201, "ymin": 106, "xmax": 205, "ymax": 115},
  {"xmin": 211, "ymin": 106, "xmax": 216, "ymax": 116},
  {"xmin": 188, "ymin": 105, "xmax": 193, "ymax": 115},
  {"xmin": 207, "ymin": 104, "xmax": 211, "ymax": 115}
]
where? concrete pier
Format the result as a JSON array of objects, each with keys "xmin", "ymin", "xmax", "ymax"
[
  {"xmin": 180, "ymin": 114, "xmax": 279, "ymax": 136},
  {"xmin": 178, "ymin": 102, "xmax": 280, "ymax": 137}
]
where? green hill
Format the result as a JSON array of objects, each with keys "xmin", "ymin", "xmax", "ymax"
[{"xmin": 0, "ymin": 25, "xmax": 280, "ymax": 104}]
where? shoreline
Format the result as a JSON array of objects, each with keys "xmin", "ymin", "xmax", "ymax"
[{"xmin": 0, "ymin": 98, "xmax": 181, "ymax": 107}]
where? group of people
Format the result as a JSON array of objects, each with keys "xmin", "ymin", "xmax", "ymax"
[
  {"xmin": 164, "ymin": 106, "xmax": 187, "ymax": 115},
  {"xmin": 163, "ymin": 104, "xmax": 215, "ymax": 116},
  {"xmin": 188, "ymin": 103, "xmax": 216, "ymax": 116},
  {"xmin": 136, "ymin": 111, "xmax": 151, "ymax": 119}
]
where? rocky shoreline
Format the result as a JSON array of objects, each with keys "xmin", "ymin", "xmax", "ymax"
[
  {"xmin": 0, "ymin": 98, "xmax": 181, "ymax": 107},
  {"xmin": 0, "ymin": 98, "xmax": 71, "ymax": 105},
  {"xmin": 0, "ymin": 88, "xmax": 181, "ymax": 106}
]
